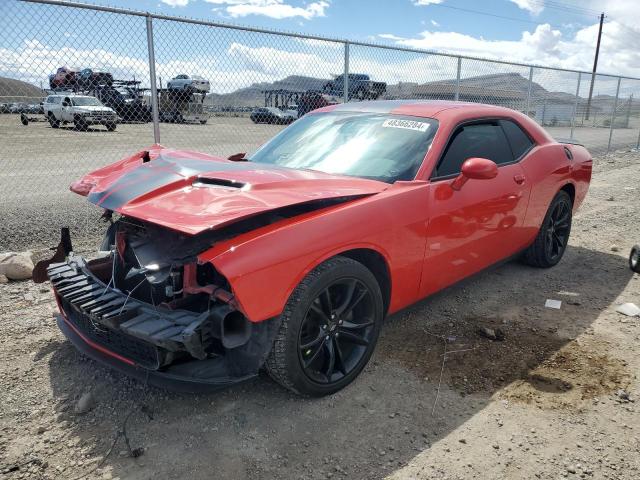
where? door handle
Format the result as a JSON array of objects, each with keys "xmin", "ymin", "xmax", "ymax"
[{"xmin": 513, "ymin": 174, "xmax": 526, "ymax": 185}]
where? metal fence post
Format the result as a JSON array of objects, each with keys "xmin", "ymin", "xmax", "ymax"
[
  {"xmin": 146, "ymin": 14, "xmax": 161, "ymax": 144},
  {"xmin": 607, "ymin": 76, "xmax": 621, "ymax": 153},
  {"xmin": 343, "ymin": 41, "xmax": 349, "ymax": 103},
  {"xmin": 525, "ymin": 66, "xmax": 534, "ymax": 115},
  {"xmin": 570, "ymin": 72, "xmax": 581, "ymax": 139},
  {"xmin": 454, "ymin": 57, "xmax": 461, "ymax": 101}
]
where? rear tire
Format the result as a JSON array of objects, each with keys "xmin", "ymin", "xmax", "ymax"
[
  {"xmin": 630, "ymin": 245, "xmax": 640, "ymax": 273},
  {"xmin": 523, "ymin": 190, "xmax": 572, "ymax": 268},
  {"xmin": 265, "ymin": 256, "xmax": 384, "ymax": 396},
  {"xmin": 74, "ymin": 116, "xmax": 88, "ymax": 131}
]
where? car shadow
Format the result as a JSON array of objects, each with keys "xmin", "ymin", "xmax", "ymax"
[
  {"xmin": 41, "ymin": 245, "xmax": 633, "ymax": 479},
  {"xmin": 55, "ymin": 125, "xmax": 114, "ymax": 133}
]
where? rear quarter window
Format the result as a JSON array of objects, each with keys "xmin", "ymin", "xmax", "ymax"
[{"xmin": 500, "ymin": 120, "xmax": 534, "ymax": 159}]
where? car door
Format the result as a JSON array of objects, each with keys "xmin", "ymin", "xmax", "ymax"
[
  {"xmin": 50, "ymin": 97, "xmax": 63, "ymax": 119},
  {"xmin": 61, "ymin": 97, "xmax": 73, "ymax": 122},
  {"xmin": 419, "ymin": 119, "xmax": 533, "ymax": 297}
]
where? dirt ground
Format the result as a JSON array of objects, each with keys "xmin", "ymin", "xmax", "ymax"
[{"xmin": 1, "ymin": 151, "xmax": 639, "ymax": 480}]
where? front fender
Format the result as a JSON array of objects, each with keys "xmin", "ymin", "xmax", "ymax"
[{"xmin": 198, "ymin": 184, "xmax": 429, "ymax": 322}]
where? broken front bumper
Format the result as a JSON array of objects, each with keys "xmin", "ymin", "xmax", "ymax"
[{"xmin": 49, "ymin": 256, "xmax": 279, "ymax": 392}]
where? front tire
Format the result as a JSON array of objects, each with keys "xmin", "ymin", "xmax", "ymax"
[
  {"xmin": 523, "ymin": 190, "xmax": 572, "ymax": 268},
  {"xmin": 266, "ymin": 256, "xmax": 384, "ymax": 396},
  {"xmin": 48, "ymin": 113, "xmax": 60, "ymax": 128}
]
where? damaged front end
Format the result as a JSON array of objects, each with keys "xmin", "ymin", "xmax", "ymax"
[{"xmin": 45, "ymin": 219, "xmax": 280, "ymax": 392}]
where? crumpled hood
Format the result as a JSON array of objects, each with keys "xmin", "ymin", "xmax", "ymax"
[{"xmin": 72, "ymin": 146, "xmax": 388, "ymax": 235}]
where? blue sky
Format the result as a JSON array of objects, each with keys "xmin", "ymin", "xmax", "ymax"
[
  {"xmin": 1, "ymin": 0, "xmax": 639, "ymax": 96},
  {"xmin": 46, "ymin": 0, "xmax": 602, "ymax": 43}
]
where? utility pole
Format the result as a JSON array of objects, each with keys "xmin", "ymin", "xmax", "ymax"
[{"xmin": 585, "ymin": 12, "xmax": 604, "ymax": 120}]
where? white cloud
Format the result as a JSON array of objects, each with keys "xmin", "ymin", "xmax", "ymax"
[
  {"xmin": 378, "ymin": 33, "xmax": 405, "ymax": 42},
  {"xmin": 431, "ymin": 19, "xmax": 440, "ymax": 27},
  {"xmin": 376, "ymin": 21, "xmax": 640, "ymax": 79},
  {"xmin": 411, "ymin": 0, "xmax": 444, "ymax": 5},
  {"xmin": 509, "ymin": 0, "xmax": 544, "ymax": 15},
  {"xmin": 161, "ymin": 0, "xmax": 190, "ymax": 7},
  {"xmin": 205, "ymin": 0, "xmax": 330, "ymax": 19}
]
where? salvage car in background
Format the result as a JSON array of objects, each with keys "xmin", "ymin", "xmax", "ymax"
[
  {"xmin": 43, "ymin": 94, "xmax": 118, "ymax": 131},
  {"xmin": 250, "ymin": 106, "xmax": 295, "ymax": 124},
  {"xmin": 77, "ymin": 68, "xmax": 114, "ymax": 88},
  {"xmin": 323, "ymin": 73, "xmax": 387, "ymax": 100},
  {"xmin": 49, "ymin": 66, "xmax": 79, "ymax": 89},
  {"xmin": 41, "ymin": 101, "xmax": 592, "ymax": 396},
  {"xmin": 93, "ymin": 83, "xmax": 151, "ymax": 122},
  {"xmin": 167, "ymin": 74, "xmax": 210, "ymax": 93}
]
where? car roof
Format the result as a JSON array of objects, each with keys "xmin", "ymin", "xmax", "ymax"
[
  {"xmin": 317, "ymin": 99, "xmax": 553, "ymax": 144},
  {"xmin": 325, "ymin": 99, "xmax": 516, "ymax": 118}
]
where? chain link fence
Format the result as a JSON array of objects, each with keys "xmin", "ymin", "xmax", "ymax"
[{"xmin": 2, "ymin": 0, "xmax": 640, "ymax": 251}]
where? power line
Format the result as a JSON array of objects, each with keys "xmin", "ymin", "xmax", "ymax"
[
  {"xmin": 527, "ymin": 0, "xmax": 601, "ymax": 17},
  {"xmin": 613, "ymin": 20, "xmax": 640, "ymax": 40},
  {"xmin": 423, "ymin": 1, "xmax": 604, "ymax": 30},
  {"xmin": 425, "ymin": 3, "xmax": 564, "ymax": 29}
]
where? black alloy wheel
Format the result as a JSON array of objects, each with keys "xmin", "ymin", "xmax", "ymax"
[
  {"xmin": 523, "ymin": 190, "xmax": 572, "ymax": 268},
  {"xmin": 545, "ymin": 198, "xmax": 571, "ymax": 262},
  {"xmin": 266, "ymin": 256, "xmax": 384, "ymax": 396},
  {"xmin": 298, "ymin": 278, "xmax": 376, "ymax": 384}
]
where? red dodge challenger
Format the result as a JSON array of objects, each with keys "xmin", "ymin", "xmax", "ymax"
[{"xmin": 43, "ymin": 100, "xmax": 592, "ymax": 396}]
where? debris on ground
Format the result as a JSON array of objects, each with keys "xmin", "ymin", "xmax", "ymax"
[
  {"xmin": 616, "ymin": 302, "xmax": 640, "ymax": 317},
  {"xmin": 615, "ymin": 389, "xmax": 633, "ymax": 402},
  {"xmin": 545, "ymin": 299, "xmax": 562, "ymax": 309},
  {"xmin": 0, "ymin": 251, "xmax": 34, "ymax": 280},
  {"xmin": 476, "ymin": 326, "xmax": 506, "ymax": 341},
  {"xmin": 75, "ymin": 391, "xmax": 95, "ymax": 414}
]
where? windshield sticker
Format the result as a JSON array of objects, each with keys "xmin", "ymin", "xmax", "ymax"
[{"xmin": 382, "ymin": 119, "xmax": 430, "ymax": 132}]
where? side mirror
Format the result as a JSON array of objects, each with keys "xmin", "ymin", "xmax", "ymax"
[
  {"xmin": 451, "ymin": 157, "xmax": 498, "ymax": 191},
  {"xmin": 62, "ymin": 101, "xmax": 69, "ymax": 107},
  {"xmin": 228, "ymin": 152, "xmax": 247, "ymax": 162}
]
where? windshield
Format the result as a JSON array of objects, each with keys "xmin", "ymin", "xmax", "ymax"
[
  {"xmin": 72, "ymin": 97, "xmax": 103, "ymax": 106},
  {"xmin": 249, "ymin": 112, "xmax": 438, "ymax": 183}
]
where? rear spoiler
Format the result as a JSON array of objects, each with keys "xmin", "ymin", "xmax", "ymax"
[{"xmin": 555, "ymin": 138, "xmax": 584, "ymax": 146}]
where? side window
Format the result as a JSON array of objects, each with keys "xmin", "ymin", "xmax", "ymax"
[
  {"xmin": 435, "ymin": 123, "xmax": 514, "ymax": 178},
  {"xmin": 500, "ymin": 120, "xmax": 534, "ymax": 159}
]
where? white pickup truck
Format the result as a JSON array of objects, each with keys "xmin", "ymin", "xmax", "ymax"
[{"xmin": 43, "ymin": 94, "xmax": 118, "ymax": 131}]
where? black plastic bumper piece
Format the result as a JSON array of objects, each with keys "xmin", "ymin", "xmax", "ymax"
[
  {"xmin": 48, "ymin": 257, "xmax": 212, "ymax": 366},
  {"xmin": 56, "ymin": 314, "xmax": 254, "ymax": 393},
  {"xmin": 49, "ymin": 256, "xmax": 283, "ymax": 392}
]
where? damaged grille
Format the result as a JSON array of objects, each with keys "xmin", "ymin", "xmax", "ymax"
[
  {"xmin": 48, "ymin": 258, "xmax": 212, "ymax": 367},
  {"xmin": 63, "ymin": 299, "xmax": 161, "ymax": 369}
]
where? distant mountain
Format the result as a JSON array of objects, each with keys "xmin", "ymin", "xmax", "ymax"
[{"xmin": 0, "ymin": 76, "xmax": 46, "ymax": 102}]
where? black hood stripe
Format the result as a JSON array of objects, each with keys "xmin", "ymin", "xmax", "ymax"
[{"xmin": 88, "ymin": 154, "xmax": 288, "ymax": 211}]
